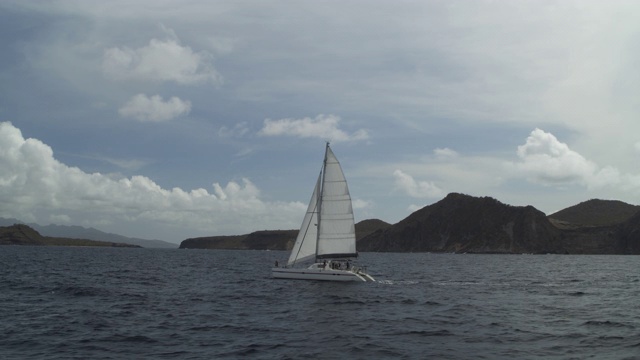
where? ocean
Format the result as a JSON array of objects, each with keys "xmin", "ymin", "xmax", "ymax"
[{"xmin": 1, "ymin": 246, "xmax": 638, "ymax": 359}]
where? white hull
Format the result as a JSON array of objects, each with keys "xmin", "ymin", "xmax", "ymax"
[{"xmin": 272, "ymin": 264, "xmax": 375, "ymax": 282}]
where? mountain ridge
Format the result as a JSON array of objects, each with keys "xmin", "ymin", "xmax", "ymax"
[
  {"xmin": 359, "ymin": 193, "xmax": 640, "ymax": 254},
  {"xmin": 179, "ymin": 193, "xmax": 640, "ymax": 254},
  {"xmin": 0, "ymin": 224, "xmax": 140, "ymax": 248},
  {"xmin": 358, "ymin": 193, "xmax": 564, "ymax": 254}
]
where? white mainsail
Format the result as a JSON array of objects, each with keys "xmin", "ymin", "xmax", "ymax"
[{"xmin": 316, "ymin": 145, "xmax": 357, "ymax": 259}]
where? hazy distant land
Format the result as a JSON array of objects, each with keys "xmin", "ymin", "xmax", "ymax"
[
  {"xmin": 0, "ymin": 218, "xmax": 176, "ymax": 248},
  {"xmin": 0, "ymin": 224, "xmax": 140, "ymax": 248}
]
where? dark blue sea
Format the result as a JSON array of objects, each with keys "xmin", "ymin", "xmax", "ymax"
[{"xmin": 1, "ymin": 247, "xmax": 639, "ymax": 359}]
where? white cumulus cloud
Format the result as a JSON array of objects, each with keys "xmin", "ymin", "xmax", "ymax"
[
  {"xmin": 119, "ymin": 94, "xmax": 191, "ymax": 122},
  {"xmin": 515, "ymin": 128, "xmax": 598, "ymax": 185},
  {"xmin": 0, "ymin": 122, "xmax": 304, "ymax": 240},
  {"xmin": 393, "ymin": 169, "xmax": 444, "ymax": 199},
  {"xmin": 103, "ymin": 36, "xmax": 221, "ymax": 85},
  {"xmin": 259, "ymin": 114, "xmax": 369, "ymax": 142},
  {"xmin": 511, "ymin": 128, "xmax": 640, "ymax": 192}
]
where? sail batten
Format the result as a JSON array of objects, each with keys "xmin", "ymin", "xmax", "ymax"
[
  {"xmin": 316, "ymin": 145, "xmax": 356, "ymax": 259},
  {"xmin": 316, "ymin": 252, "xmax": 358, "ymax": 259}
]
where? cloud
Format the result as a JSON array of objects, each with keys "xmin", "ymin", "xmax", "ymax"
[
  {"xmin": 393, "ymin": 169, "xmax": 444, "ymax": 199},
  {"xmin": 513, "ymin": 128, "xmax": 599, "ymax": 186},
  {"xmin": 352, "ymin": 198, "xmax": 373, "ymax": 211},
  {"xmin": 103, "ymin": 36, "xmax": 221, "ymax": 85},
  {"xmin": 0, "ymin": 122, "xmax": 304, "ymax": 239},
  {"xmin": 511, "ymin": 128, "xmax": 640, "ymax": 192},
  {"xmin": 119, "ymin": 94, "xmax": 191, "ymax": 122},
  {"xmin": 258, "ymin": 114, "xmax": 369, "ymax": 142},
  {"xmin": 218, "ymin": 122, "xmax": 250, "ymax": 138},
  {"xmin": 434, "ymin": 147, "xmax": 458, "ymax": 159}
]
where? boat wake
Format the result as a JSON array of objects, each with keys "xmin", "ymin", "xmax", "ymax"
[{"xmin": 375, "ymin": 279, "xmax": 420, "ymax": 286}]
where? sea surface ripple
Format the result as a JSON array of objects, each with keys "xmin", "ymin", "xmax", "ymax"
[{"xmin": 1, "ymin": 247, "xmax": 639, "ymax": 359}]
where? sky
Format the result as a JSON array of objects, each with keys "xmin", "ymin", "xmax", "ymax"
[{"xmin": 1, "ymin": 1, "xmax": 640, "ymax": 243}]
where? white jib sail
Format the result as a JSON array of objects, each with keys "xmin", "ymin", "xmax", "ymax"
[
  {"xmin": 287, "ymin": 173, "xmax": 320, "ymax": 266},
  {"xmin": 316, "ymin": 146, "xmax": 357, "ymax": 259}
]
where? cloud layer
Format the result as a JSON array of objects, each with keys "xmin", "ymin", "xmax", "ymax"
[
  {"xmin": 2, "ymin": 1, "xmax": 640, "ymax": 235},
  {"xmin": 0, "ymin": 122, "xmax": 303, "ymax": 240}
]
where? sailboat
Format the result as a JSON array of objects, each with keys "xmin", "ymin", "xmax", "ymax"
[{"xmin": 272, "ymin": 143, "xmax": 375, "ymax": 282}]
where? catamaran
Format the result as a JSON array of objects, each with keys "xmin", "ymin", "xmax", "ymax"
[{"xmin": 272, "ymin": 143, "xmax": 375, "ymax": 282}]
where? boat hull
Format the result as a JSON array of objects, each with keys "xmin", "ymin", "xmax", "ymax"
[{"xmin": 272, "ymin": 267, "xmax": 374, "ymax": 282}]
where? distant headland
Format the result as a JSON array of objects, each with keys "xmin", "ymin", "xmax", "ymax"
[{"xmin": 0, "ymin": 224, "xmax": 140, "ymax": 248}]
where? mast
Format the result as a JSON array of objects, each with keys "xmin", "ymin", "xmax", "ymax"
[{"xmin": 315, "ymin": 142, "xmax": 330, "ymax": 262}]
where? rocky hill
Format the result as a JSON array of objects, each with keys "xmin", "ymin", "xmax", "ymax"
[
  {"xmin": 358, "ymin": 193, "xmax": 640, "ymax": 254},
  {"xmin": 543, "ymin": 199, "xmax": 640, "ymax": 254},
  {"xmin": 0, "ymin": 224, "xmax": 140, "ymax": 247},
  {"xmin": 615, "ymin": 211, "xmax": 640, "ymax": 254},
  {"xmin": 358, "ymin": 193, "xmax": 565, "ymax": 254}
]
